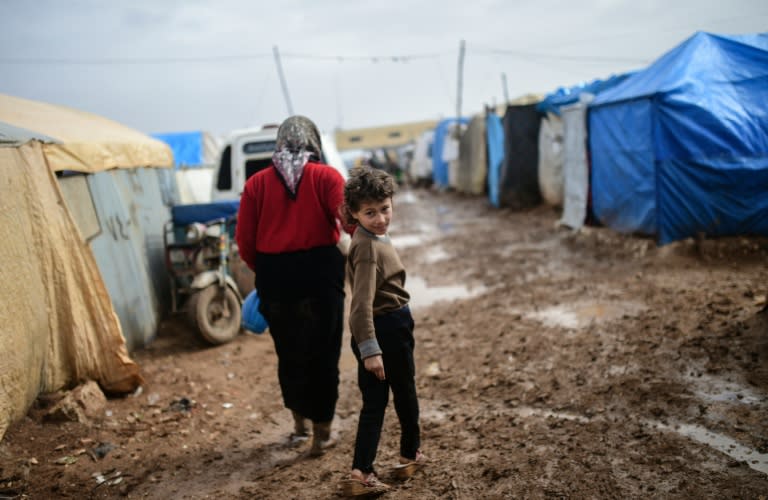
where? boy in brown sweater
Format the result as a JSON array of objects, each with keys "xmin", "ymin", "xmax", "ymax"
[{"xmin": 340, "ymin": 167, "xmax": 425, "ymax": 496}]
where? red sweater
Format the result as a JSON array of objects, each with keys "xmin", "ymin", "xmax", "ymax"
[{"xmin": 236, "ymin": 162, "xmax": 345, "ymax": 269}]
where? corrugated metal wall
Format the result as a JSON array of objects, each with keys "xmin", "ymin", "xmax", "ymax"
[{"xmin": 59, "ymin": 167, "xmax": 179, "ymax": 351}]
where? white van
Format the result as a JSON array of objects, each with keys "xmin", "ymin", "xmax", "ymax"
[{"xmin": 211, "ymin": 124, "xmax": 347, "ymax": 201}]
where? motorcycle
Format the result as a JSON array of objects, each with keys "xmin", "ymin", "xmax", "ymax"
[{"xmin": 163, "ymin": 202, "xmax": 244, "ymax": 344}]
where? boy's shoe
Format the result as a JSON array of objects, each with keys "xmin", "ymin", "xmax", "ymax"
[
  {"xmin": 392, "ymin": 450, "xmax": 427, "ymax": 480},
  {"xmin": 340, "ymin": 473, "xmax": 390, "ymax": 497},
  {"xmin": 309, "ymin": 421, "xmax": 337, "ymax": 456}
]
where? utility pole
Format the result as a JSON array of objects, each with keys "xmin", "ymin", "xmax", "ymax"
[
  {"xmin": 501, "ymin": 72, "xmax": 510, "ymax": 104},
  {"xmin": 456, "ymin": 39, "xmax": 466, "ymax": 121},
  {"xmin": 273, "ymin": 45, "xmax": 294, "ymax": 116}
]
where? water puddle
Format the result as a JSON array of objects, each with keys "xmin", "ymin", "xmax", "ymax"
[
  {"xmin": 499, "ymin": 240, "xmax": 560, "ymax": 257},
  {"xmin": 398, "ymin": 191, "xmax": 419, "ymax": 204},
  {"xmin": 420, "ymin": 407, "xmax": 449, "ymax": 424},
  {"xmin": 391, "ymin": 234, "xmax": 430, "ymax": 249},
  {"xmin": 423, "ymin": 245, "xmax": 451, "ymax": 263},
  {"xmin": 512, "ymin": 406, "xmax": 590, "ymax": 423},
  {"xmin": 514, "ymin": 405, "xmax": 768, "ymax": 475},
  {"xmin": 649, "ymin": 420, "xmax": 768, "ymax": 475},
  {"xmin": 684, "ymin": 373, "xmax": 765, "ymax": 405},
  {"xmin": 408, "ymin": 275, "xmax": 487, "ymax": 309},
  {"xmin": 525, "ymin": 301, "xmax": 646, "ymax": 330}
]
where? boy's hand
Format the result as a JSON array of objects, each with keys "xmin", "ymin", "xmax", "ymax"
[{"xmin": 364, "ymin": 355, "xmax": 386, "ymax": 381}]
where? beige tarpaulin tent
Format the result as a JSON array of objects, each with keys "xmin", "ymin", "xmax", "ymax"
[
  {"xmin": 0, "ymin": 93, "xmax": 172, "ymax": 172},
  {"xmin": 0, "ymin": 93, "xmax": 172, "ymax": 440},
  {"xmin": 538, "ymin": 112, "xmax": 564, "ymax": 207},
  {"xmin": 456, "ymin": 113, "xmax": 488, "ymax": 195}
]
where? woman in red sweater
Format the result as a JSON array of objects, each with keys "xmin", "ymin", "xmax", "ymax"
[{"xmin": 236, "ymin": 115, "xmax": 347, "ymax": 456}]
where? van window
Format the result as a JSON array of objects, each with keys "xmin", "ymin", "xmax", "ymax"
[
  {"xmin": 245, "ymin": 158, "xmax": 272, "ymax": 180},
  {"xmin": 243, "ymin": 141, "xmax": 277, "ymax": 154},
  {"xmin": 216, "ymin": 145, "xmax": 232, "ymax": 190}
]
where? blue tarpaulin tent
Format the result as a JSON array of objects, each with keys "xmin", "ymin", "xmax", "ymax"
[
  {"xmin": 589, "ymin": 31, "xmax": 768, "ymax": 244},
  {"xmin": 486, "ymin": 112, "xmax": 505, "ymax": 208},
  {"xmin": 152, "ymin": 131, "xmax": 219, "ymax": 169},
  {"xmin": 432, "ymin": 117, "xmax": 469, "ymax": 188},
  {"xmin": 537, "ymin": 73, "xmax": 634, "ymax": 116}
]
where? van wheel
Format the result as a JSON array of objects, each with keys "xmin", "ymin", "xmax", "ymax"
[{"xmin": 190, "ymin": 286, "xmax": 242, "ymax": 344}]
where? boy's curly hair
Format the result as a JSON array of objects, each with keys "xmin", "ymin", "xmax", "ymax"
[{"xmin": 342, "ymin": 167, "xmax": 396, "ymax": 226}]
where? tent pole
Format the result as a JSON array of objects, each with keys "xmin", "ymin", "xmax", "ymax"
[
  {"xmin": 456, "ymin": 39, "xmax": 466, "ymax": 122},
  {"xmin": 501, "ymin": 72, "xmax": 510, "ymax": 104}
]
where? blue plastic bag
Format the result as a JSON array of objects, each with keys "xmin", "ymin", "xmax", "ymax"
[{"xmin": 242, "ymin": 289, "xmax": 268, "ymax": 334}]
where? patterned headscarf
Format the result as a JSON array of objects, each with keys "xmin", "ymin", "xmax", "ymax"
[{"xmin": 271, "ymin": 115, "xmax": 323, "ymax": 198}]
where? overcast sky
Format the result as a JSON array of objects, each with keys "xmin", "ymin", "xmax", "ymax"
[{"xmin": 1, "ymin": 0, "xmax": 766, "ymax": 137}]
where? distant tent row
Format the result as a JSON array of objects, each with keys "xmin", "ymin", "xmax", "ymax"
[
  {"xmin": 0, "ymin": 93, "xmax": 176, "ymax": 440},
  {"xmin": 427, "ymin": 30, "xmax": 768, "ymax": 245}
]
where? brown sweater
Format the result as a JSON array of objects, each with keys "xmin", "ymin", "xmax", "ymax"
[{"xmin": 346, "ymin": 226, "xmax": 410, "ymax": 359}]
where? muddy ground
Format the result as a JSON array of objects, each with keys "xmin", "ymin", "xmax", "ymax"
[{"xmin": 2, "ymin": 188, "xmax": 768, "ymax": 499}]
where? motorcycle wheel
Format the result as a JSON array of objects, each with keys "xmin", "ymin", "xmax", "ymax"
[{"xmin": 189, "ymin": 285, "xmax": 242, "ymax": 345}]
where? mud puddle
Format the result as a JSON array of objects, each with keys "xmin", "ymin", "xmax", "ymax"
[
  {"xmin": 525, "ymin": 300, "xmax": 647, "ymax": 330},
  {"xmin": 408, "ymin": 275, "xmax": 488, "ymax": 309}
]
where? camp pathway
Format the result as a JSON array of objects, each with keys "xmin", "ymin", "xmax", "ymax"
[{"xmin": 1, "ymin": 187, "xmax": 766, "ymax": 499}]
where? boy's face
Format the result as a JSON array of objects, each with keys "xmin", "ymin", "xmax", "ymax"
[{"xmin": 352, "ymin": 197, "xmax": 393, "ymax": 236}]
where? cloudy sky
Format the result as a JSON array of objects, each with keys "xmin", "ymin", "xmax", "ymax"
[{"xmin": 1, "ymin": 0, "xmax": 766, "ymax": 137}]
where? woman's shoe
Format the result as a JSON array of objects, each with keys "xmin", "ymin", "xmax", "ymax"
[
  {"xmin": 309, "ymin": 421, "xmax": 337, "ymax": 456},
  {"xmin": 289, "ymin": 410, "xmax": 310, "ymax": 443}
]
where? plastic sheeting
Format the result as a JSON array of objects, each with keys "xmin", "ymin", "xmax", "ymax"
[
  {"xmin": 152, "ymin": 131, "xmax": 220, "ymax": 169},
  {"xmin": 590, "ymin": 32, "xmax": 768, "ymax": 243},
  {"xmin": 536, "ymin": 73, "xmax": 634, "ymax": 116},
  {"xmin": 171, "ymin": 200, "xmax": 240, "ymax": 226},
  {"xmin": 559, "ymin": 96, "xmax": 593, "ymax": 229},
  {"xmin": 0, "ymin": 93, "xmax": 172, "ymax": 172},
  {"xmin": 486, "ymin": 113, "xmax": 504, "ymax": 208},
  {"xmin": 456, "ymin": 114, "xmax": 487, "ymax": 195},
  {"xmin": 537, "ymin": 113, "xmax": 564, "ymax": 207},
  {"xmin": 175, "ymin": 168, "xmax": 215, "ymax": 204},
  {"xmin": 0, "ymin": 142, "xmax": 142, "ymax": 440},
  {"xmin": 499, "ymin": 103, "xmax": 542, "ymax": 209},
  {"xmin": 432, "ymin": 117, "xmax": 469, "ymax": 188}
]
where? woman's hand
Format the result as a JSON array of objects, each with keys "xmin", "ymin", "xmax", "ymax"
[{"xmin": 364, "ymin": 355, "xmax": 386, "ymax": 381}]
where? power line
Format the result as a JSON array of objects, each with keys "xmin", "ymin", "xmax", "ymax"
[
  {"xmin": 0, "ymin": 50, "xmax": 648, "ymax": 66},
  {"xmin": 472, "ymin": 48, "xmax": 650, "ymax": 65},
  {"xmin": 280, "ymin": 51, "xmax": 445, "ymax": 62},
  {"xmin": 0, "ymin": 54, "xmax": 272, "ymax": 65},
  {"xmin": 0, "ymin": 51, "xmax": 446, "ymax": 66}
]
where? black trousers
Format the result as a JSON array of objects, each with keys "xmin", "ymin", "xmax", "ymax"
[
  {"xmin": 260, "ymin": 294, "xmax": 344, "ymax": 423},
  {"xmin": 351, "ymin": 306, "xmax": 420, "ymax": 473}
]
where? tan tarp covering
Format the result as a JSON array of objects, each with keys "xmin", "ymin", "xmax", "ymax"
[
  {"xmin": 0, "ymin": 93, "xmax": 172, "ymax": 172},
  {"xmin": 456, "ymin": 114, "xmax": 487, "ymax": 195},
  {"xmin": 0, "ymin": 142, "xmax": 143, "ymax": 440}
]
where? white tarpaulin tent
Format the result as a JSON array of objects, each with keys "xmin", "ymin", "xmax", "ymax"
[{"xmin": 559, "ymin": 94, "xmax": 594, "ymax": 229}]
